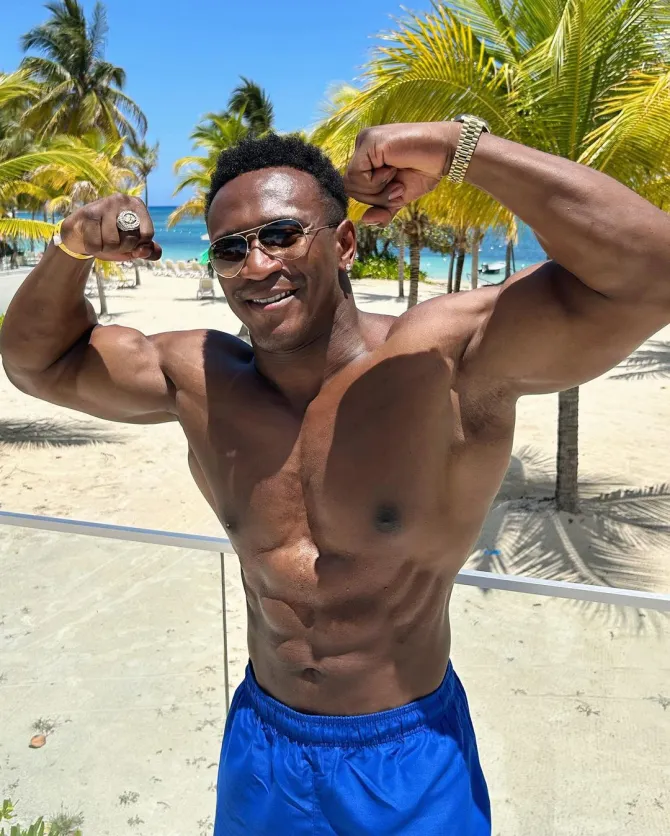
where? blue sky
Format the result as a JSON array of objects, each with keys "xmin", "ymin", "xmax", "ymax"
[{"xmin": 1, "ymin": 0, "xmax": 434, "ymax": 204}]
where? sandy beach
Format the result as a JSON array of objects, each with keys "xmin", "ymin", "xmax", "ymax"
[{"xmin": 1, "ymin": 268, "xmax": 668, "ymax": 834}]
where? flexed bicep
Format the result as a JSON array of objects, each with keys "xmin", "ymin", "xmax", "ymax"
[
  {"xmin": 462, "ymin": 261, "xmax": 669, "ymax": 395},
  {"xmin": 6, "ymin": 325, "xmax": 177, "ymax": 424}
]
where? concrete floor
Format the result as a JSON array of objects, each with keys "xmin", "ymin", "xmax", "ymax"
[{"xmin": 1, "ymin": 524, "xmax": 668, "ymax": 835}]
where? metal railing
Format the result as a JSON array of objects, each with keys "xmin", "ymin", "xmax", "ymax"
[{"xmin": 2, "ymin": 508, "xmax": 669, "ymax": 711}]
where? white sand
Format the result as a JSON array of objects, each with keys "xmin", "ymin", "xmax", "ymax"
[{"xmin": 0, "ymin": 270, "xmax": 668, "ymax": 834}]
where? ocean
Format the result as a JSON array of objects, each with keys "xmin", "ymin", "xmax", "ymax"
[
  {"xmin": 17, "ymin": 206, "xmax": 546, "ymax": 279},
  {"xmin": 147, "ymin": 207, "xmax": 546, "ymax": 279}
]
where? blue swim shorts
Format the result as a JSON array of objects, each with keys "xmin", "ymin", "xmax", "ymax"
[{"xmin": 214, "ymin": 661, "xmax": 491, "ymax": 835}]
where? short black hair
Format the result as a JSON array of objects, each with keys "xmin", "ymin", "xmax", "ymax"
[{"xmin": 206, "ymin": 133, "xmax": 348, "ymax": 223}]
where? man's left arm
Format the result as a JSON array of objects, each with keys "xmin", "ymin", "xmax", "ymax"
[
  {"xmin": 345, "ymin": 123, "xmax": 670, "ymax": 394},
  {"xmin": 460, "ymin": 132, "xmax": 670, "ymax": 393}
]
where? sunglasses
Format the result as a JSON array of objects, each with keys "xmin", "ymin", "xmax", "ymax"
[{"xmin": 208, "ymin": 218, "xmax": 339, "ymax": 278}]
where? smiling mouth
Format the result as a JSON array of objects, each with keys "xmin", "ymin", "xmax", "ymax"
[{"xmin": 246, "ymin": 289, "xmax": 298, "ymax": 309}]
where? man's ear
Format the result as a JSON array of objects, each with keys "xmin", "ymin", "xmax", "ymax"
[{"xmin": 337, "ymin": 219, "xmax": 357, "ymax": 270}]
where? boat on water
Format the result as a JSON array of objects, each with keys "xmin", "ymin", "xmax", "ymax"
[{"xmin": 479, "ymin": 261, "xmax": 506, "ymax": 274}]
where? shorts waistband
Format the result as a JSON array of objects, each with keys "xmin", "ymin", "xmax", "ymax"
[{"xmin": 242, "ymin": 661, "xmax": 458, "ymax": 746}]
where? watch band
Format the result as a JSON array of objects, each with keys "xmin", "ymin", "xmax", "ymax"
[
  {"xmin": 53, "ymin": 220, "xmax": 94, "ymax": 260},
  {"xmin": 445, "ymin": 116, "xmax": 489, "ymax": 184}
]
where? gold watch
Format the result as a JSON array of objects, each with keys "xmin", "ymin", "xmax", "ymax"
[{"xmin": 444, "ymin": 115, "xmax": 490, "ymax": 184}]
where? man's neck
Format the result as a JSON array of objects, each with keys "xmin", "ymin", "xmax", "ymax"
[{"xmin": 251, "ymin": 298, "xmax": 368, "ymax": 409}]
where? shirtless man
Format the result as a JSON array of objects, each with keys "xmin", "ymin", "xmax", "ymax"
[{"xmin": 2, "ymin": 120, "xmax": 669, "ymax": 835}]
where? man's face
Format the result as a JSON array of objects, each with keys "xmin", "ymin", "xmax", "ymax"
[{"xmin": 207, "ymin": 167, "xmax": 354, "ymax": 352}]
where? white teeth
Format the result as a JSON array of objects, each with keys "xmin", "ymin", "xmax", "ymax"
[{"xmin": 250, "ymin": 290, "xmax": 294, "ymax": 305}]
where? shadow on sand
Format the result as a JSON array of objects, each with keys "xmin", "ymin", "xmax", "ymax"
[
  {"xmin": 0, "ymin": 418, "xmax": 124, "ymax": 448},
  {"xmin": 471, "ymin": 446, "xmax": 670, "ymax": 632},
  {"xmin": 610, "ymin": 340, "xmax": 670, "ymax": 380}
]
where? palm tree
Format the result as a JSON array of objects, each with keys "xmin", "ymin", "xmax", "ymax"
[
  {"xmin": 34, "ymin": 133, "xmax": 140, "ymax": 314},
  {"xmin": 127, "ymin": 139, "xmax": 159, "ymax": 207},
  {"xmin": 169, "ymin": 111, "xmax": 249, "ymax": 227},
  {"xmin": 228, "ymin": 77, "xmax": 274, "ymax": 136},
  {"xmin": 125, "ymin": 138, "xmax": 158, "ymax": 286},
  {"xmin": 395, "ymin": 206, "xmax": 430, "ymax": 307},
  {"xmin": 0, "ymin": 143, "xmax": 110, "ymax": 243},
  {"xmin": 19, "ymin": 0, "xmax": 147, "ymax": 143},
  {"xmin": 314, "ymin": 0, "xmax": 670, "ymax": 514},
  {"xmin": 397, "ymin": 229, "xmax": 406, "ymax": 298}
]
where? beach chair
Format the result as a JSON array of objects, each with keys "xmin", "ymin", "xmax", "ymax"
[
  {"xmin": 165, "ymin": 260, "xmax": 178, "ymax": 276},
  {"xmin": 196, "ymin": 275, "xmax": 216, "ymax": 299},
  {"xmin": 117, "ymin": 263, "xmax": 136, "ymax": 288}
]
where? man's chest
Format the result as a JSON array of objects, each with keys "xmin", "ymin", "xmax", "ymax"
[{"xmin": 174, "ymin": 345, "xmax": 514, "ymax": 561}]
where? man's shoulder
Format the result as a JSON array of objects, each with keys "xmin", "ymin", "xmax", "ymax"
[
  {"xmin": 387, "ymin": 286, "xmax": 499, "ymax": 356},
  {"xmin": 149, "ymin": 328, "xmax": 253, "ymax": 383}
]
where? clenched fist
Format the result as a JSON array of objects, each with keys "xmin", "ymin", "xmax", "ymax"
[
  {"xmin": 344, "ymin": 122, "xmax": 460, "ymax": 225},
  {"xmin": 59, "ymin": 195, "xmax": 162, "ymax": 261}
]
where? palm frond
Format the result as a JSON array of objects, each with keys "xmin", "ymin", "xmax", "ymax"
[
  {"xmin": 579, "ymin": 66, "xmax": 670, "ymax": 180},
  {"xmin": 0, "ymin": 217, "xmax": 54, "ymax": 241},
  {"xmin": 0, "ymin": 70, "xmax": 39, "ymax": 107},
  {"xmin": 89, "ymin": 1, "xmax": 109, "ymax": 62},
  {"xmin": 315, "ymin": 5, "xmax": 518, "ymax": 173},
  {"xmin": 0, "ymin": 149, "xmax": 106, "ymax": 186},
  {"xmin": 167, "ymin": 195, "xmax": 206, "ymax": 228},
  {"xmin": 46, "ymin": 194, "xmax": 73, "ymax": 215},
  {"xmin": 0, "ymin": 180, "xmax": 50, "ymax": 204},
  {"xmin": 519, "ymin": 0, "xmax": 668, "ymax": 157},
  {"xmin": 105, "ymin": 88, "xmax": 148, "ymax": 137}
]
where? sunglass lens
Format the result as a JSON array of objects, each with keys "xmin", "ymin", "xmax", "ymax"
[
  {"xmin": 259, "ymin": 220, "xmax": 305, "ymax": 256},
  {"xmin": 211, "ymin": 236, "xmax": 247, "ymax": 276}
]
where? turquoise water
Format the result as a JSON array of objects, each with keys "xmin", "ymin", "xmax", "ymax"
[
  {"xmin": 147, "ymin": 207, "xmax": 546, "ymax": 279},
  {"xmin": 17, "ymin": 206, "xmax": 546, "ymax": 278}
]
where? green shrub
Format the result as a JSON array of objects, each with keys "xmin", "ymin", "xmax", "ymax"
[
  {"xmin": 351, "ymin": 254, "xmax": 427, "ymax": 282},
  {"xmin": 0, "ymin": 800, "xmax": 44, "ymax": 836},
  {"xmin": 0, "ymin": 801, "xmax": 82, "ymax": 836}
]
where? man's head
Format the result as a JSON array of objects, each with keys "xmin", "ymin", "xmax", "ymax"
[{"xmin": 206, "ymin": 134, "xmax": 356, "ymax": 351}]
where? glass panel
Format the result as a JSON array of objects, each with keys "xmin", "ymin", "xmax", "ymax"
[
  {"xmin": 1, "ymin": 524, "xmax": 668, "ymax": 834},
  {"xmin": 0, "ymin": 527, "xmax": 237, "ymax": 835},
  {"xmin": 450, "ymin": 583, "xmax": 670, "ymax": 835}
]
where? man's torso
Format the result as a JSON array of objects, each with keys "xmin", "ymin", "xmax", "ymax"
[{"xmin": 160, "ymin": 296, "xmax": 515, "ymax": 714}]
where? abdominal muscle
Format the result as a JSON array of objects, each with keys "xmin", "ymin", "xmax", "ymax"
[{"xmin": 239, "ymin": 541, "xmax": 455, "ymax": 716}]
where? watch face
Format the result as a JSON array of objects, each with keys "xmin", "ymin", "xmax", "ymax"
[{"xmin": 454, "ymin": 114, "xmax": 490, "ymax": 132}]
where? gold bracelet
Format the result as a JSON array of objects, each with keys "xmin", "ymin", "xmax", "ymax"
[{"xmin": 53, "ymin": 220, "xmax": 94, "ymax": 260}]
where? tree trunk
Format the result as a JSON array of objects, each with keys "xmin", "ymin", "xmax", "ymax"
[
  {"xmin": 556, "ymin": 387, "xmax": 580, "ymax": 513},
  {"xmin": 505, "ymin": 239, "xmax": 514, "ymax": 279},
  {"xmin": 470, "ymin": 227, "xmax": 480, "ymax": 290},
  {"xmin": 144, "ymin": 181, "xmax": 149, "ymax": 208},
  {"xmin": 447, "ymin": 250, "xmax": 455, "ymax": 293},
  {"xmin": 407, "ymin": 236, "xmax": 421, "ymax": 308},
  {"xmin": 397, "ymin": 230, "xmax": 405, "ymax": 298},
  {"xmin": 95, "ymin": 267, "xmax": 109, "ymax": 317},
  {"xmin": 133, "ymin": 260, "xmax": 141, "ymax": 287},
  {"xmin": 454, "ymin": 245, "xmax": 466, "ymax": 293},
  {"xmin": 43, "ymin": 207, "xmax": 49, "ymax": 252},
  {"xmin": 30, "ymin": 210, "xmax": 36, "ymax": 252}
]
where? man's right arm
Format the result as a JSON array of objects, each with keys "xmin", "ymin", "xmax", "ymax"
[{"xmin": 0, "ymin": 196, "xmax": 176, "ymax": 424}]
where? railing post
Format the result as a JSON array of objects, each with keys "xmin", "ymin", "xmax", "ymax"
[{"xmin": 220, "ymin": 553, "xmax": 230, "ymax": 714}]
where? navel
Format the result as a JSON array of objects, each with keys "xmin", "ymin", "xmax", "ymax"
[
  {"xmin": 374, "ymin": 503, "xmax": 402, "ymax": 534},
  {"xmin": 301, "ymin": 667, "xmax": 323, "ymax": 684}
]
